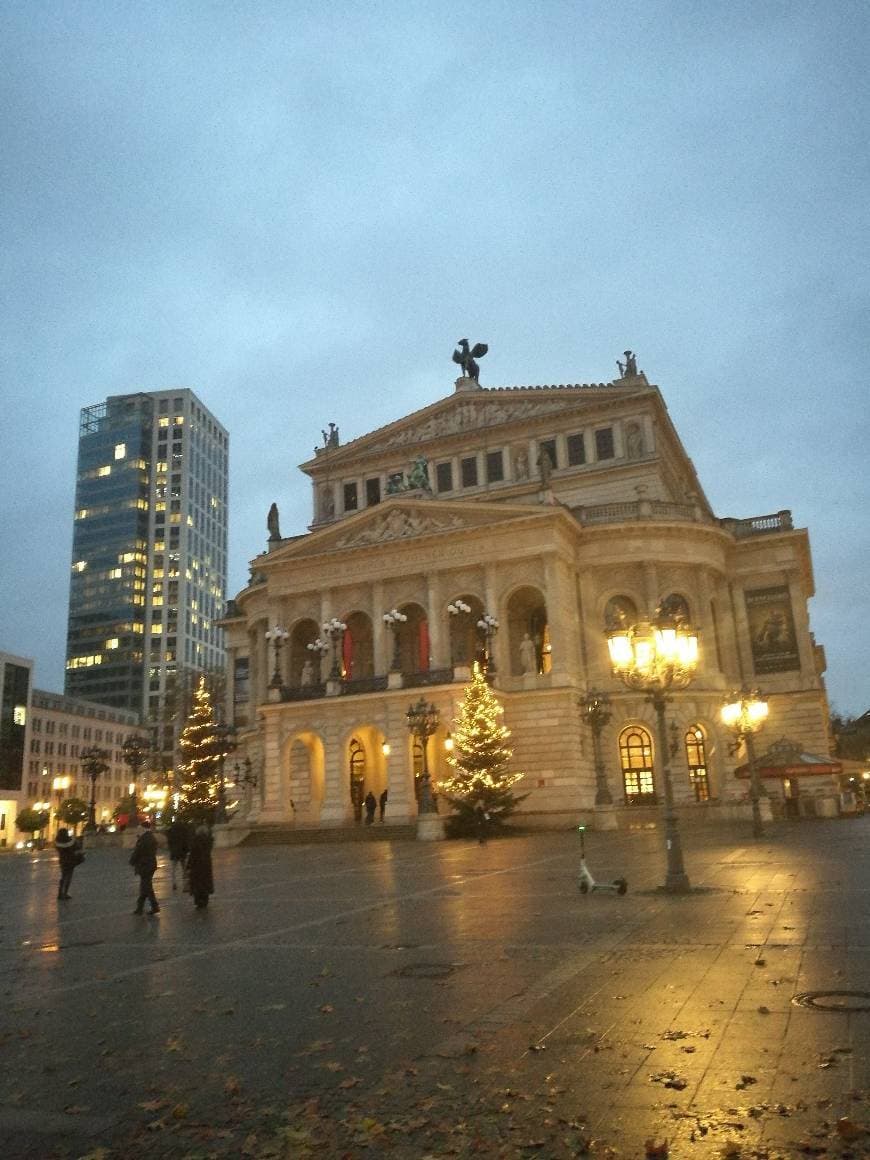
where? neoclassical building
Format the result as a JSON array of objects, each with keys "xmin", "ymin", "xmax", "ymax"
[{"xmin": 221, "ymin": 356, "xmax": 833, "ymax": 830}]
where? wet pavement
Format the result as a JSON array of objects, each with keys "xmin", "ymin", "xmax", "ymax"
[{"xmin": 2, "ymin": 816, "xmax": 870, "ymax": 1158}]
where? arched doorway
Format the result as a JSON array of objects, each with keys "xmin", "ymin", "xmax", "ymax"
[
  {"xmin": 286, "ymin": 731, "xmax": 325, "ymax": 822},
  {"xmin": 604, "ymin": 595, "xmax": 638, "ymax": 631},
  {"xmin": 289, "ymin": 618, "xmax": 321, "ymax": 686},
  {"xmin": 343, "ymin": 612, "xmax": 374, "ymax": 680},
  {"xmin": 447, "ymin": 593, "xmax": 484, "ymax": 667},
  {"xmin": 346, "ymin": 725, "xmax": 388, "ymax": 823},
  {"xmin": 507, "ymin": 586, "xmax": 549, "ymax": 675},
  {"xmin": 619, "ymin": 725, "xmax": 656, "ymax": 804},
  {"xmin": 397, "ymin": 602, "xmax": 429, "ymax": 675}
]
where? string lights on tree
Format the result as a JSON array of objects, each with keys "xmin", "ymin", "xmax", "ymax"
[
  {"xmin": 177, "ymin": 676, "xmax": 232, "ymax": 823},
  {"xmin": 439, "ymin": 662, "xmax": 526, "ymax": 832}
]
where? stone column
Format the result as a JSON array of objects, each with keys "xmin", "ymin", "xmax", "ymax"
[
  {"xmin": 484, "ymin": 564, "xmax": 501, "ymax": 672},
  {"xmin": 256, "ymin": 709, "xmax": 286, "ymax": 823},
  {"xmin": 318, "ymin": 718, "xmax": 349, "ymax": 825},
  {"xmin": 426, "ymin": 574, "xmax": 446, "ymax": 670},
  {"xmin": 372, "ymin": 580, "xmax": 386, "ymax": 673},
  {"xmin": 384, "ymin": 699, "xmax": 415, "ymax": 824},
  {"xmin": 544, "ymin": 554, "xmax": 578, "ymax": 677},
  {"xmin": 641, "ymin": 562, "xmax": 659, "ymax": 618}
]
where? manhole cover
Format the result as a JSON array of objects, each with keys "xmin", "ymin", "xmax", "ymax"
[
  {"xmin": 392, "ymin": 962, "xmax": 463, "ymax": 980},
  {"xmin": 792, "ymin": 990, "xmax": 870, "ymax": 1012}
]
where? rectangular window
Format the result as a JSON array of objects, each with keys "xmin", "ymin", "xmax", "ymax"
[
  {"xmin": 343, "ymin": 482, "xmax": 358, "ymax": 512},
  {"xmin": 595, "ymin": 427, "xmax": 615, "ymax": 460},
  {"xmin": 365, "ymin": 477, "xmax": 381, "ymax": 507},
  {"xmin": 539, "ymin": 438, "xmax": 557, "ymax": 471},
  {"xmin": 486, "ymin": 450, "xmax": 504, "ymax": 483},
  {"xmin": 460, "ymin": 456, "xmax": 478, "ymax": 488},
  {"xmin": 567, "ymin": 432, "xmax": 586, "ymax": 466},
  {"xmin": 436, "ymin": 462, "xmax": 453, "ymax": 493}
]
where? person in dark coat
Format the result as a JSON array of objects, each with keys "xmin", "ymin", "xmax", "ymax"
[
  {"xmin": 364, "ymin": 791, "xmax": 377, "ymax": 825},
  {"xmin": 165, "ymin": 818, "xmax": 191, "ymax": 891},
  {"xmin": 55, "ymin": 827, "xmax": 78, "ymax": 900},
  {"xmin": 187, "ymin": 824, "xmax": 214, "ymax": 910},
  {"xmin": 378, "ymin": 788, "xmax": 388, "ymax": 822},
  {"xmin": 129, "ymin": 819, "xmax": 160, "ymax": 915}
]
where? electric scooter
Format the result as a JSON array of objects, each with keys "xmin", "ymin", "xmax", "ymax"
[{"xmin": 577, "ymin": 825, "xmax": 628, "ymax": 895}]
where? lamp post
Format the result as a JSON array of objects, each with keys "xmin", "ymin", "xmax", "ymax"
[
  {"xmin": 79, "ymin": 747, "xmax": 109, "ymax": 833},
  {"xmin": 322, "ymin": 617, "xmax": 347, "ymax": 681},
  {"xmin": 606, "ymin": 612, "xmax": 700, "ymax": 893},
  {"xmin": 477, "ymin": 612, "xmax": 499, "ymax": 674},
  {"xmin": 406, "ymin": 697, "xmax": 439, "ymax": 815},
  {"xmin": 212, "ymin": 721, "xmax": 236, "ymax": 824},
  {"xmin": 721, "ymin": 688, "xmax": 769, "ymax": 838},
  {"xmin": 382, "ymin": 609, "xmax": 407, "ymax": 672},
  {"xmin": 306, "ymin": 636, "xmax": 329, "ymax": 681},
  {"xmin": 447, "ymin": 600, "xmax": 471, "ymax": 664},
  {"xmin": 265, "ymin": 626, "xmax": 289, "ymax": 689},
  {"xmin": 121, "ymin": 734, "xmax": 149, "ymax": 832},
  {"xmin": 580, "ymin": 690, "xmax": 615, "ymax": 820}
]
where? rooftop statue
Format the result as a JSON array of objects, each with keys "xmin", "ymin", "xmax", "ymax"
[
  {"xmin": 452, "ymin": 338, "xmax": 488, "ymax": 383},
  {"xmin": 617, "ymin": 350, "xmax": 638, "ymax": 377},
  {"xmin": 267, "ymin": 502, "xmax": 281, "ymax": 541},
  {"xmin": 315, "ymin": 422, "xmax": 340, "ymax": 455},
  {"xmin": 406, "ymin": 455, "xmax": 432, "ymax": 493}
]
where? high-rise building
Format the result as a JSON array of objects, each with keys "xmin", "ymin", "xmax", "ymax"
[{"xmin": 65, "ymin": 389, "xmax": 228, "ymax": 753}]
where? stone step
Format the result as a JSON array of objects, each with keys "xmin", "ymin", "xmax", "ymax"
[{"xmin": 241, "ymin": 824, "xmax": 418, "ymax": 846}]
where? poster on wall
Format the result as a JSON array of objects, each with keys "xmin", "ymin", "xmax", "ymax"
[{"xmin": 744, "ymin": 585, "xmax": 800, "ymax": 674}]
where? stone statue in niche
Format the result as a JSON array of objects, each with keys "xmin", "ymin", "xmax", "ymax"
[
  {"xmin": 300, "ymin": 657, "xmax": 314, "ymax": 686},
  {"xmin": 617, "ymin": 350, "xmax": 638, "ymax": 377},
  {"xmin": 320, "ymin": 486, "xmax": 335, "ymax": 520},
  {"xmin": 625, "ymin": 422, "xmax": 643, "ymax": 459},
  {"xmin": 406, "ymin": 455, "xmax": 431, "ymax": 492},
  {"xmin": 386, "ymin": 472, "xmax": 405, "ymax": 495},
  {"xmin": 519, "ymin": 632, "xmax": 537, "ymax": 675},
  {"xmin": 267, "ymin": 502, "xmax": 281, "ymax": 541},
  {"xmin": 536, "ymin": 446, "xmax": 554, "ymax": 487},
  {"xmin": 514, "ymin": 449, "xmax": 529, "ymax": 480}
]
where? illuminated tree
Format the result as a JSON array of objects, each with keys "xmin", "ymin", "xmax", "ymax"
[
  {"xmin": 440, "ymin": 663, "xmax": 527, "ymax": 831},
  {"xmin": 57, "ymin": 797, "xmax": 89, "ymax": 834},
  {"xmin": 177, "ymin": 676, "xmax": 231, "ymax": 822}
]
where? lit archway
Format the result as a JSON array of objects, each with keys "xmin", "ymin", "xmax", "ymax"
[
  {"xmin": 285, "ymin": 730, "xmax": 325, "ymax": 822},
  {"xmin": 684, "ymin": 725, "xmax": 710, "ymax": 802},
  {"xmin": 507, "ymin": 586, "xmax": 549, "ymax": 675}
]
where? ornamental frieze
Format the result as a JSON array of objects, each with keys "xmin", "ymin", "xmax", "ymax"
[
  {"xmin": 335, "ymin": 509, "xmax": 465, "ymax": 548},
  {"xmin": 370, "ymin": 398, "xmax": 586, "ymax": 452}
]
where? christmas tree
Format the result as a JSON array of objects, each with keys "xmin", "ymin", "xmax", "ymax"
[
  {"xmin": 440, "ymin": 663, "xmax": 527, "ymax": 832},
  {"xmin": 177, "ymin": 676, "xmax": 229, "ymax": 822}
]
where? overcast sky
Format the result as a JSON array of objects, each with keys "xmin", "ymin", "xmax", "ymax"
[{"xmin": 2, "ymin": 2, "xmax": 867, "ymax": 716}]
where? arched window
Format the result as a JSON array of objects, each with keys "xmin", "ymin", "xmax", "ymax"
[
  {"xmin": 619, "ymin": 725, "xmax": 656, "ymax": 804},
  {"xmin": 604, "ymin": 595, "xmax": 638, "ymax": 631},
  {"xmin": 659, "ymin": 593, "xmax": 691, "ymax": 624},
  {"xmin": 349, "ymin": 737, "xmax": 366, "ymax": 819},
  {"xmin": 684, "ymin": 726, "xmax": 710, "ymax": 802}
]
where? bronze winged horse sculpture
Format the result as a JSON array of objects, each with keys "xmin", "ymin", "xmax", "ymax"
[{"xmin": 452, "ymin": 338, "xmax": 488, "ymax": 382}]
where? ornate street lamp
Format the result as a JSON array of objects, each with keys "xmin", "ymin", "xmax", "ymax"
[
  {"xmin": 306, "ymin": 635, "xmax": 329, "ymax": 680},
  {"xmin": 447, "ymin": 600, "xmax": 471, "ymax": 664},
  {"xmin": 265, "ymin": 626, "xmax": 289, "ymax": 688},
  {"xmin": 580, "ymin": 690, "xmax": 613, "ymax": 808},
  {"xmin": 383, "ymin": 608, "xmax": 407, "ymax": 672},
  {"xmin": 477, "ymin": 612, "xmax": 499, "ymax": 674},
  {"xmin": 606, "ymin": 611, "xmax": 700, "ymax": 892},
  {"xmin": 406, "ymin": 697, "xmax": 440, "ymax": 814},
  {"xmin": 322, "ymin": 617, "xmax": 347, "ymax": 681},
  {"xmin": 79, "ymin": 748, "xmax": 109, "ymax": 833},
  {"xmin": 721, "ymin": 688, "xmax": 770, "ymax": 838},
  {"xmin": 121, "ymin": 734, "xmax": 150, "ymax": 831}
]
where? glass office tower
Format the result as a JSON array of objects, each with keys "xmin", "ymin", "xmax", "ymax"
[{"xmin": 65, "ymin": 390, "xmax": 228, "ymax": 754}]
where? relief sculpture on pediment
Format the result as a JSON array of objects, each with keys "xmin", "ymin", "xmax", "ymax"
[
  {"xmin": 375, "ymin": 398, "xmax": 574, "ymax": 452},
  {"xmin": 335, "ymin": 509, "xmax": 465, "ymax": 548}
]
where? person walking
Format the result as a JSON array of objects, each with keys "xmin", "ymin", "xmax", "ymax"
[
  {"xmin": 364, "ymin": 791, "xmax": 377, "ymax": 825},
  {"xmin": 187, "ymin": 824, "xmax": 214, "ymax": 910},
  {"xmin": 378, "ymin": 788, "xmax": 388, "ymax": 822},
  {"xmin": 55, "ymin": 827, "xmax": 79, "ymax": 900},
  {"xmin": 473, "ymin": 798, "xmax": 489, "ymax": 845},
  {"xmin": 129, "ymin": 819, "xmax": 160, "ymax": 915},
  {"xmin": 165, "ymin": 817, "xmax": 191, "ymax": 891}
]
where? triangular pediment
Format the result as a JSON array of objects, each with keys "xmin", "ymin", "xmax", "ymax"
[
  {"xmin": 301, "ymin": 382, "xmax": 649, "ymax": 473},
  {"xmin": 261, "ymin": 496, "xmax": 561, "ymax": 563}
]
